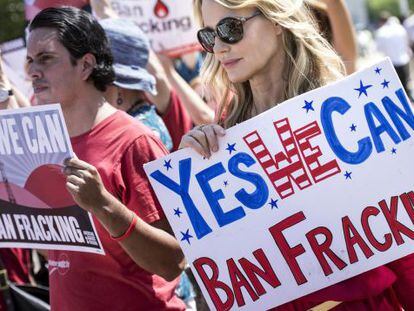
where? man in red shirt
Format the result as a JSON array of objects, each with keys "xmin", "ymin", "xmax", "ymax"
[{"xmin": 26, "ymin": 7, "xmax": 186, "ymax": 310}]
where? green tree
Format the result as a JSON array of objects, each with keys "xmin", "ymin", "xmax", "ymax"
[
  {"xmin": 0, "ymin": 0, "xmax": 25, "ymax": 43},
  {"xmin": 368, "ymin": 0, "xmax": 414, "ymax": 22},
  {"xmin": 368, "ymin": 0, "xmax": 399, "ymax": 22}
]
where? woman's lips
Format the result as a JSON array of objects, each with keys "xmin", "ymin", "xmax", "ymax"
[{"xmin": 221, "ymin": 58, "xmax": 242, "ymax": 69}]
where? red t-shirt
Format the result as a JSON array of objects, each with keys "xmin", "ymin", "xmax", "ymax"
[
  {"xmin": 0, "ymin": 249, "xmax": 31, "ymax": 310},
  {"xmin": 48, "ymin": 111, "xmax": 185, "ymax": 311},
  {"xmin": 162, "ymin": 91, "xmax": 193, "ymax": 151},
  {"xmin": 273, "ymin": 254, "xmax": 414, "ymax": 310}
]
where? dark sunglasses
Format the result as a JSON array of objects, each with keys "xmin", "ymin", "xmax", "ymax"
[{"xmin": 197, "ymin": 11, "xmax": 262, "ymax": 53}]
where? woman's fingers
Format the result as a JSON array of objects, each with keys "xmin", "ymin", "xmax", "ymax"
[
  {"xmin": 212, "ymin": 124, "xmax": 226, "ymax": 137},
  {"xmin": 179, "ymin": 124, "xmax": 226, "ymax": 158},
  {"xmin": 194, "ymin": 125, "xmax": 211, "ymax": 153},
  {"xmin": 200, "ymin": 124, "xmax": 226, "ymax": 155},
  {"xmin": 180, "ymin": 133, "xmax": 208, "ymax": 157},
  {"xmin": 203, "ymin": 125, "xmax": 219, "ymax": 153}
]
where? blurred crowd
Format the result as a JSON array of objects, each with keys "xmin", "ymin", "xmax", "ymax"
[{"xmin": 356, "ymin": 9, "xmax": 414, "ymax": 101}]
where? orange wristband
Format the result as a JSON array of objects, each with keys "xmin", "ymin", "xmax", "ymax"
[{"xmin": 111, "ymin": 214, "xmax": 137, "ymax": 242}]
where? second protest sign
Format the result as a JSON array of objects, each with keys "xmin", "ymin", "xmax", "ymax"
[{"xmin": 144, "ymin": 58, "xmax": 414, "ymax": 310}]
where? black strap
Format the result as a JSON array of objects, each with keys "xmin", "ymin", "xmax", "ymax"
[{"xmin": 0, "ymin": 255, "xmax": 15, "ymax": 311}]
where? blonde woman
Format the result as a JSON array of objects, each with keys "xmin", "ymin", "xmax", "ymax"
[{"xmin": 180, "ymin": 0, "xmax": 414, "ymax": 309}]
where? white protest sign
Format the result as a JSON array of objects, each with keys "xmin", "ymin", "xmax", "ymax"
[
  {"xmin": 24, "ymin": 0, "xmax": 88, "ymax": 20},
  {"xmin": 108, "ymin": 0, "xmax": 201, "ymax": 56},
  {"xmin": 144, "ymin": 58, "xmax": 414, "ymax": 310},
  {"xmin": 0, "ymin": 105, "xmax": 104, "ymax": 255},
  {"xmin": 1, "ymin": 38, "xmax": 33, "ymax": 101}
]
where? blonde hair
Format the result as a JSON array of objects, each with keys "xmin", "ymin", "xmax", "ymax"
[{"xmin": 194, "ymin": 0, "xmax": 345, "ymax": 128}]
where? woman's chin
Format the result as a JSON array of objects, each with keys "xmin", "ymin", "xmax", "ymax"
[{"xmin": 227, "ymin": 73, "xmax": 250, "ymax": 84}]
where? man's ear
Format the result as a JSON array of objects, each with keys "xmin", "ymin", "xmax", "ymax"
[{"xmin": 79, "ymin": 53, "xmax": 97, "ymax": 81}]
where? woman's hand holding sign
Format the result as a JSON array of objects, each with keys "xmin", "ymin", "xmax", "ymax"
[{"xmin": 179, "ymin": 124, "xmax": 226, "ymax": 158}]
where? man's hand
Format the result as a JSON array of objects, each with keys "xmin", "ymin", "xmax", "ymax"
[
  {"xmin": 64, "ymin": 157, "xmax": 185, "ymax": 280},
  {"xmin": 63, "ymin": 157, "xmax": 110, "ymax": 213}
]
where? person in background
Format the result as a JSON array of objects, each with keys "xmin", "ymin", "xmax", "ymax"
[
  {"xmin": 175, "ymin": 52, "xmax": 204, "ymax": 88},
  {"xmin": 91, "ymin": 0, "xmax": 215, "ymax": 127},
  {"xmin": 100, "ymin": 18, "xmax": 197, "ymax": 309},
  {"xmin": 180, "ymin": 0, "xmax": 414, "ymax": 309},
  {"xmin": 0, "ymin": 52, "xmax": 30, "ymax": 109},
  {"xmin": 160, "ymin": 52, "xmax": 215, "ymax": 126},
  {"xmin": 376, "ymin": 11, "xmax": 412, "ymax": 98},
  {"xmin": 0, "ymin": 52, "xmax": 34, "ymax": 311},
  {"xmin": 100, "ymin": 18, "xmax": 212, "ymax": 151},
  {"xmin": 0, "ymin": 248, "xmax": 32, "ymax": 310},
  {"xmin": 174, "ymin": 52, "xmax": 204, "ymax": 101},
  {"xmin": 27, "ymin": 7, "xmax": 186, "ymax": 310},
  {"xmin": 101, "ymin": 18, "xmax": 179, "ymax": 151},
  {"xmin": 403, "ymin": 12, "xmax": 414, "ymax": 51},
  {"xmin": 306, "ymin": 0, "xmax": 357, "ymax": 74},
  {"xmin": 174, "ymin": 51, "xmax": 218, "ymax": 112}
]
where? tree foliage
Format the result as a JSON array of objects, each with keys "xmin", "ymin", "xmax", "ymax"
[
  {"xmin": 0, "ymin": 0, "xmax": 26, "ymax": 44},
  {"xmin": 3, "ymin": 0, "xmax": 414, "ymax": 43},
  {"xmin": 368, "ymin": 0, "xmax": 414, "ymax": 22}
]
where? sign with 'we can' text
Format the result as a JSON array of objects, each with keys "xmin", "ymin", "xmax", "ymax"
[
  {"xmin": 0, "ymin": 105, "xmax": 104, "ymax": 255},
  {"xmin": 144, "ymin": 58, "xmax": 414, "ymax": 310}
]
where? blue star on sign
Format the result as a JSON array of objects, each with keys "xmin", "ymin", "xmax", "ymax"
[
  {"xmin": 391, "ymin": 148, "xmax": 397, "ymax": 154},
  {"xmin": 350, "ymin": 124, "xmax": 357, "ymax": 132},
  {"xmin": 375, "ymin": 67, "xmax": 382, "ymax": 75},
  {"xmin": 344, "ymin": 171, "xmax": 352, "ymax": 180},
  {"xmin": 381, "ymin": 79, "xmax": 390, "ymax": 89},
  {"xmin": 180, "ymin": 229, "xmax": 193, "ymax": 244},
  {"xmin": 269, "ymin": 198, "xmax": 279, "ymax": 209},
  {"xmin": 302, "ymin": 100, "xmax": 314, "ymax": 113},
  {"xmin": 163, "ymin": 159, "xmax": 172, "ymax": 170},
  {"xmin": 354, "ymin": 80, "xmax": 373, "ymax": 98},
  {"xmin": 226, "ymin": 143, "xmax": 236, "ymax": 154},
  {"xmin": 173, "ymin": 208, "xmax": 183, "ymax": 218},
  {"xmin": 224, "ymin": 180, "xmax": 228, "ymax": 187}
]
